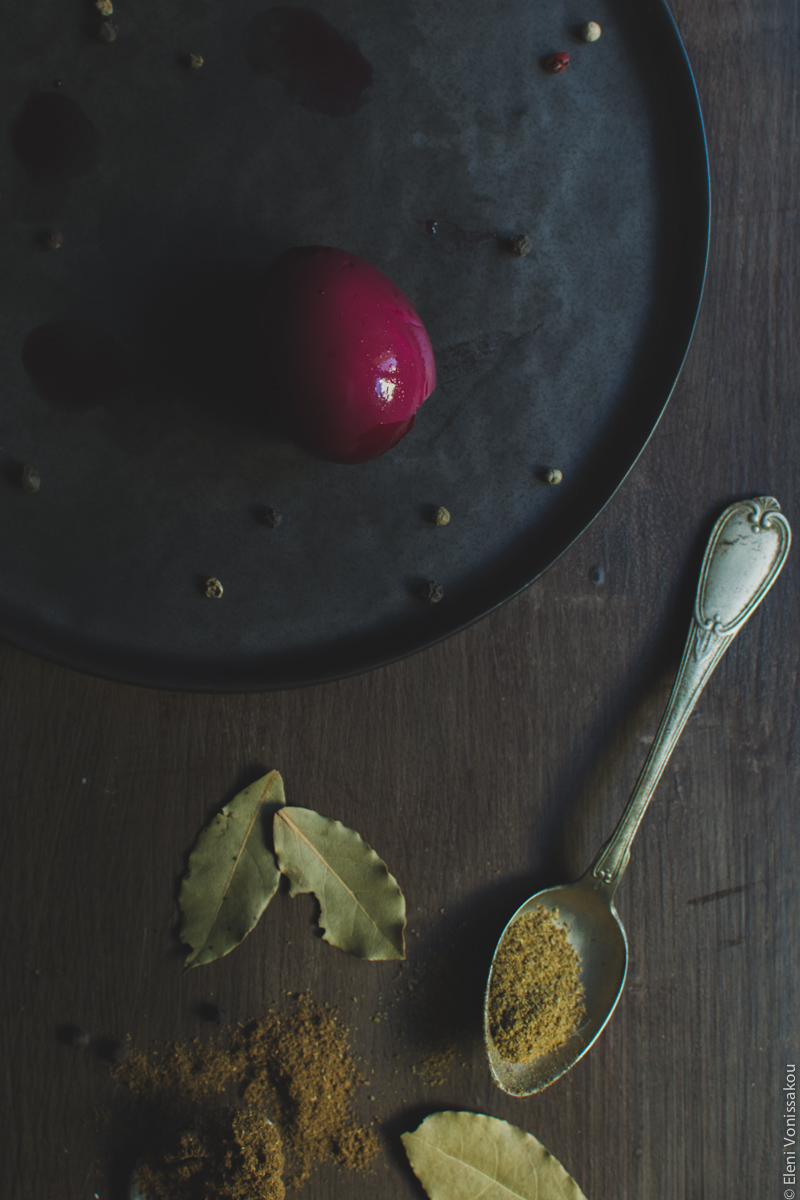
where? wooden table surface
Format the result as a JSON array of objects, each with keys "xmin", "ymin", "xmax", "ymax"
[{"xmin": 2, "ymin": 0, "xmax": 798, "ymax": 1196}]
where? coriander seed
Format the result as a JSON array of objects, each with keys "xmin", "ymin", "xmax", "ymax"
[
  {"xmin": 433, "ymin": 505, "xmax": 450, "ymax": 526},
  {"xmin": 544, "ymin": 467, "xmax": 563, "ymax": 485},
  {"xmin": 204, "ymin": 577, "xmax": 224, "ymax": 599},
  {"xmin": 95, "ymin": 0, "xmax": 113, "ymax": 14},
  {"xmin": 187, "ymin": 53, "xmax": 205, "ymax": 69},
  {"xmin": 581, "ymin": 20, "xmax": 602, "ymax": 41},
  {"xmin": 21, "ymin": 464, "xmax": 40, "ymax": 492},
  {"xmin": 97, "ymin": 19, "xmax": 119, "ymax": 42}
]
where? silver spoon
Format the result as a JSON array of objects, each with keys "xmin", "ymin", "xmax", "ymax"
[{"xmin": 484, "ymin": 496, "xmax": 791, "ymax": 1096}]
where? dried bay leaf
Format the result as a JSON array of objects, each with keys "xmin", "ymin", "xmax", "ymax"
[
  {"xmin": 273, "ymin": 806, "xmax": 405, "ymax": 960},
  {"xmin": 179, "ymin": 770, "xmax": 286, "ymax": 969},
  {"xmin": 401, "ymin": 1111, "xmax": 588, "ymax": 1200}
]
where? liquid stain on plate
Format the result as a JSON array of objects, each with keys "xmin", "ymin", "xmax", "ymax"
[{"xmin": 244, "ymin": 7, "xmax": 373, "ymax": 116}]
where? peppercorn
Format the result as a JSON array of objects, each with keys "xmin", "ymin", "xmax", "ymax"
[
  {"xmin": 507, "ymin": 234, "xmax": 532, "ymax": 258},
  {"xmin": 581, "ymin": 21, "xmax": 602, "ymax": 42},
  {"xmin": 186, "ymin": 53, "xmax": 205, "ymax": 69},
  {"xmin": 590, "ymin": 565, "xmax": 604, "ymax": 585},
  {"xmin": 260, "ymin": 506, "xmax": 282, "ymax": 528},
  {"xmin": 421, "ymin": 580, "xmax": 444, "ymax": 603},
  {"xmin": 432, "ymin": 506, "xmax": 450, "ymax": 526},
  {"xmin": 97, "ymin": 19, "xmax": 119, "ymax": 42},
  {"xmin": 44, "ymin": 230, "xmax": 63, "ymax": 250},
  {"xmin": 544, "ymin": 52, "xmax": 570, "ymax": 73},
  {"xmin": 204, "ymin": 578, "xmax": 224, "ymax": 599},
  {"xmin": 21, "ymin": 464, "xmax": 40, "ymax": 492},
  {"xmin": 543, "ymin": 468, "xmax": 563, "ymax": 485}
]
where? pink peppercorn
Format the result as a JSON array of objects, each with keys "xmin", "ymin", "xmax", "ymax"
[{"xmin": 544, "ymin": 52, "xmax": 570, "ymax": 73}]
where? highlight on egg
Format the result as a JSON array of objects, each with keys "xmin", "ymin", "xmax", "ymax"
[{"xmin": 260, "ymin": 246, "xmax": 436, "ymax": 463}]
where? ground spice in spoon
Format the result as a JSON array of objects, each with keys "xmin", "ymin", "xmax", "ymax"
[{"xmin": 487, "ymin": 906, "xmax": 585, "ymax": 1062}]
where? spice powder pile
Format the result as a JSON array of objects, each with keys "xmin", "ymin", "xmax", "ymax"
[
  {"xmin": 133, "ymin": 1107, "xmax": 284, "ymax": 1200},
  {"xmin": 109, "ymin": 993, "xmax": 379, "ymax": 1192},
  {"xmin": 229, "ymin": 993, "xmax": 380, "ymax": 1187},
  {"xmin": 487, "ymin": 905, "xmax": 585, "ymax": 1062}
]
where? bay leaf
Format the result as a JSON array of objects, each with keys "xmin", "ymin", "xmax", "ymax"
[
  {"xmin": 273, "ymin": 806, "xmax": 405, "ymax": 959},
  {"xmin": 401, "ymin": 1111, "xmax": 588, "ymax": 1200},
  {"xmin": 179, "ymin": 770, "xmax": 285, "ymax": 969}
]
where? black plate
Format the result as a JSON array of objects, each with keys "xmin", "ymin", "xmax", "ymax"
[{"xmin": 0, "ymin": 0, "xmax": 708, "ymax": 691}]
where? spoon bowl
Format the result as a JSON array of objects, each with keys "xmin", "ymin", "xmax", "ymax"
[
  {"xmin": 485, "ymin": 497, "xmax": 791, "ymax": 1095},
  {"xmin": 485, "ymin": 876, "xmax": 627, "ymax": 1095}
]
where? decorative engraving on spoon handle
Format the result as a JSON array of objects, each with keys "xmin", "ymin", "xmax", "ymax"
[{"xmin": 589, "ymin": 497, "xmax": 791, "ymax": 895}]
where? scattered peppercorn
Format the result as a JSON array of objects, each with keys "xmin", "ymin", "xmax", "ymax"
[
  {"xmin": 204, "ymin": 578, "xmax": 224, "ymax": 599},
  {"xmin": 97, "ymin": 19, "xmax": 119, "ymax": 42},
  {"xmin": 433, "ymin": 506, "xmax": 450, "ymax": 526},
  {"xmin": 260, "ymin": 506, "xmax": 282, "ymax": 528},
  {"xmin": 507, "ymin": 234, "xmax": 532, "ymax": 258},
  {"xmin": 187, "ymin": 53, "xmax": 205, "ymax": 70},
  {"xmin": 44, "ymin": 230, "xmax": 63, "ymax": 250},
  {"xmin": 421, "ymin": 580, "xmax": 444, "ymax": 603},
  {"xmin": 95, "ymin": 0, "xmax": 113, "ymax": 14},
  {"xmin": 544, "ymin": 468, "xmax": 563, "ymax": 485},
  {"xmin": 21, "ymin": 464, "xmax": 41, "ymax": 492},
  {"xmin": 544, "ymin": 52, "xmax": 570, "ymax": 73},
  {"xmin": 581, "ymin": 20, "xmax": 602, "ymax": 41}
]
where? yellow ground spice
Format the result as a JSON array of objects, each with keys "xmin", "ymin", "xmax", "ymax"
[
  {"xmin": 132, "ymin": 1108, "xmax": 284, "ymax": 1200},
  {"xmin": 115, "ymin": 1036, "xmax": 234, "ymax": 1117},
  {"xmin": 230, "ymin": 993, "xmax": 380, "ymax": 1187},
  {"xmin": 108, "ymin": 993, "xmax": 379, "ymax": 1193},
  {"xmin": 487, "ymin": 906, "xmax": 585, "ymax": 1062}
]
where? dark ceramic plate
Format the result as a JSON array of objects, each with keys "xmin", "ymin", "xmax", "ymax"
[{"xmin": 0, "ymin": 0, "xmax": 708, "ymax": 691}]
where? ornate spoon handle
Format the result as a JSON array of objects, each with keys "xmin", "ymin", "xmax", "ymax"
[{"xmin": 588, "ymin": 497, "xmax": 791, "ymax": 898}]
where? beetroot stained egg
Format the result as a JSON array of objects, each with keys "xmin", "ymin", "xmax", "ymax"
[{"xmin": 261, "ymin": 246, "xmax": 436, "ymax": 463}]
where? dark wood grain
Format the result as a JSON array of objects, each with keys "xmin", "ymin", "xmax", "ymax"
[{"xmin": 2, "ymin": 0, "xmax": 799, "ymax": 1196}]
